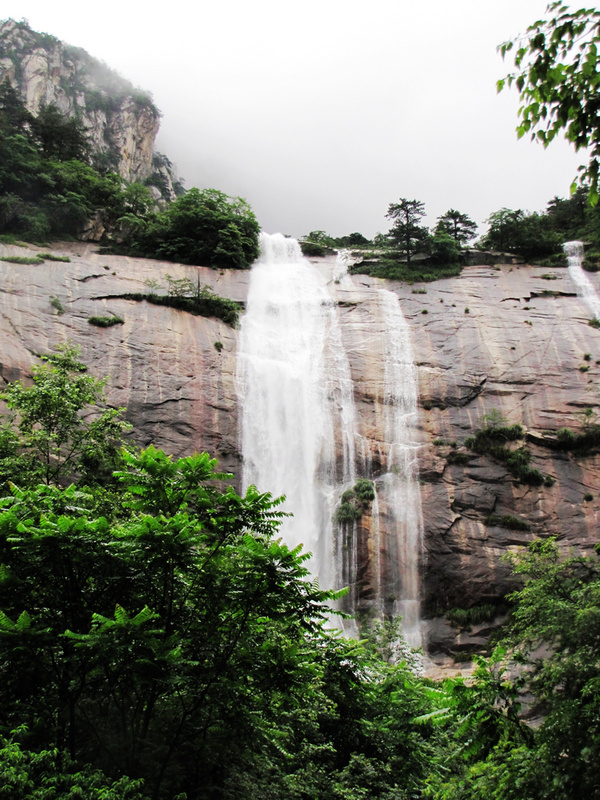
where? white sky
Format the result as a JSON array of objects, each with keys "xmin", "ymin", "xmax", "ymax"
[{"xmin": 2, "ymin": 0, "xmax": 586, "ymax": 238}]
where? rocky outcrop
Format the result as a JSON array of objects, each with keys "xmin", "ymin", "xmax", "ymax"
[
  {"xmin": 400, "ymin": 263, "xmax": 600, "ymax": 618},
  {"xmin": 1, "ymin": 243, "xmax": 599, "ymax": 656},
  {"xmin": 0, "ymin": 19, "xmax": 179, "ymax": 197}
]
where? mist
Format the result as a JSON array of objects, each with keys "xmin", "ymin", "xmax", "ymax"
[{"xmin": 4, "ymin": 0, "xmax": 585, "ymax": 238}]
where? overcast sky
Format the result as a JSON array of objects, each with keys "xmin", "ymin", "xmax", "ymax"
[{"xmin": 2, "ymin": 0, "xmax": 586, "ymax": 238}]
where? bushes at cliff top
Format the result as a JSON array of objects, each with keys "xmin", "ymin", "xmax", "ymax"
[
  {"xmin": 0, "ymin": 81, "xmax": 261, "ymax": 264},
  {"xmin": 119, "ymin": 187, "xmax": 261, "ymax": 269}
]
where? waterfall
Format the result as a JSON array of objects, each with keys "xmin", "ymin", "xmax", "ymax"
[
  {"xmin": 237, "ymin": 233, "xmax": 356, "ymax": 590},
  {"xmin": 377, "ymin": 288, "xmax": 424, "ymax": 648},
  {"xmin": 565, "ymin": 240, "xmax": 600, "ymax": 320},
  {"xmin": 237, "ymin": 235, "xmax": 424, "ymax": 648}
]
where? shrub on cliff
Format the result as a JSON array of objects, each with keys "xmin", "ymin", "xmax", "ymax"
[{"xmin": 122, "ymin": 187, "xmax": 260, "ymax": 269}]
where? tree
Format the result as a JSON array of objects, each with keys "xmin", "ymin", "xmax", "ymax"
[
  {"xmin": 121, "ymin": 182, "xmax": 153, "ymax": 217},
  {"xmin": 304, "ymin": 230, "xmax": 336, "ymax": 247},
  {"xmin": 429, "ymin": 231, "xmax": 461, "ymax": 265},
  {"xmin": 502, "ymin": 539, "xmax": 600, "ymax": 799},
  {"xmin": 0, "ymin": 448, "xmax": 344, "ymax": 798},
  {"xmin": 427, "ymin": 539, "xmax": 600, "ymax": 800},
  {"xmin": 130, "ymin": 187, "xmax": 261, "ymax": 269},
  {"xmin": 482, "ymin": 207, "xmax": 530, "ymax": 254},
  {"xmin": 386, "ymin": 198, "xmax": 429, "ymax": 264},
  {"xmin": 0, "ymin": 730, "xmax": 144, "ymax": 799},
  {"xmin": 0, "ymin": 78, "xmax": 32, "ymax": 134},
  {"xmin": 435, "ymin": 209, "xmax": 477, "ymax": 247},
  {"xmin": 338, "ymin": 231, "xmax": 370, "ymax": 246},
  {"xmin": 498, "ymin": 2, "xmax": 600, "ymax": 204},
  {"xmin": 482, "ymin": 207, "xmax": 562, "ymax": 259},
  {"xmin": 0, "ymin": 344, "xmax": 129, "ymax": 488},
  {"xmin": 30, "ymin": 103, "xmax": 90, "ymax": 162}
]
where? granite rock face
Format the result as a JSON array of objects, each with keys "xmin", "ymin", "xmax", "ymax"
[
  {"xmin": 1, "ymin": 244, "xmax": 599, "ymax": 654},
  {"xmin": 0, "ymin": 242, "xmax": 248, "ymax": 477},
  {"xmin": 0, "ymin": 19, "xmax": 178, "ymax": 196},
  {"xmin": 399, "ymin": 263, "xmax": 600, "ymax": 617}
]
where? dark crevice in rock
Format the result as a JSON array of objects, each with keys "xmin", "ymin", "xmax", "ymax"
[
  {"xmin": 441, "ymin": 514, "xmax": 462, "ymax": 537},
  {"xmin": 142, "ymin": 397, "xmax": 191, "ymax": 408},
  {"xmin": 529, "ymin": 290, "xmax": 577, "ymax": 299},
  {"xmin": 455, "ymin": 378, "xmax": 487, "ymax": 407},
  {"xmin": 75, "ymin": 274, "xmax": 106, "ymax": 282}
]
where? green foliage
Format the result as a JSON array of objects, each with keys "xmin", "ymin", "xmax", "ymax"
[
  {"xmin": 299, "ymin": 230, "xmax": 371, "ymax": 256},
  {"xmin": 504, "ymin": 540, "xmax": 600, "ymax": 796},
  {"xmin": 386, "ymin": 197, "xmax": 429, "ymax": 264},
  {"xmin": 499, "ymin": 3, "xmax": 600, "ymax": 205},
  {"xmin": 0, "ymin": 729, "xmax": 145, "ymax": 799},
  {"xmin": 0, "ymin": 86, "xmax": 131, "ymax": 242},
  {"xmin": 338, "ymin": 231, "xmax": 370, "ymax": 247},
  {"xmin": 121, "ymin": 182, "xmax": 153, "ymax": 217},
  {"xmin": 0, "ymin": 78, "xmax": 32, "ymax": 134},
  {"xmin": 122, "ymin": 187, "xmax": 260, "ymax": 269},
  {"xmin": 430, "ymin": 230, "xmax": 461, "ymax": 265},
  {"xmin": 0, "ymin": 254, "xmax": 44, "ymax": 264},
  {"xmin": 30, "ymin": 103, "xmax": 90, "ymax": 162},
  {"xmin": 335, "ymin": 480, "xmax": 375, "ymax": 524},
  {"xmin": 484, "ymin": 514, "xmax": 531, "ymax": 531},
  {"xmin": 87, "ymin": 315, "xmax": 124, "ymax": 327},
  {"xmin": 464, "ymin": 419, "xmax": 548, "ymax": 485},
  {"xmin": 0, "ymin": 411, "xmax": 443, "ymax": 799},
  {"xmin": 336, "ymin": 501, "xmax": 362, "ymax": 523},
  {"xmin": 435, "ymin": 209, "xmax": 478, "ymax": 246},
  {"xmin": 353, "ymin": 478, "xmax": 375, "ymax": 504},
  {"xmin": 480, "ymin": 207, "xmax": 563, "ymax": 258},
  {"xmin": 39, "ymin": 252, "xmax": 71, "ymax": 262},
  {"xmin": 0, "ymin": 82, "xmax": 255, "ymax": 262},
  {"xmin": 350, "ymin": 256, "xmax": 463, "ymax": 284},
  {"xmin": 5, "ymin": 351, "xmax": 600, "ymax": 797},
  {"xmin": 49, "ymin": 296, "xmax": 64, "ymax": 315},
  {"xmin": 0, "ymin": 233, "xmax": 26, "ymax": 245},
  {"xmin": 0, "ymin": 343, "xmax": 129, "ymax": 487},
  {"xmin": 117, "ymin": 276, "xmax": 241, "ymax": 327},
  {"xmin": 589, "ymin": 317, "xmax": 600, "ymax": 328},
  {"xmin": 300, "ymin": 239, "xmax": 326, "ymax": 256},
  {"xmin": 446, "ymin": 603, "xmax": 506, "ymax": 628},
  {"xmin": 445, "ymin": 450, "xmax": 471, "ymax": 465},
  {"xmin": 555, "ymin": 424, "xmax": 600, "ymax": 454}
]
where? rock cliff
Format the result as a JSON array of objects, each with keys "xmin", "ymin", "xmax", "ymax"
[
  {"xmin": 0, "ymin": 19, "xmax": 179, "ymax": 198},
  {"xmin": 1, "ymin": 241, "xmax": 599, "ymax": 657}
]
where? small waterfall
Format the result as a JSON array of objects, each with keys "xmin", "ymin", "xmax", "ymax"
[
  {"xmin": 378, "ymin": 288, "xmax": 424, "ymax": 648},
  {"xmin": 237, "ymin": 233, "xmax": 357, "ymax": 590},
  {"xmin": 565, "ymin": 240, "xmax": 600, "ymax": 320}
]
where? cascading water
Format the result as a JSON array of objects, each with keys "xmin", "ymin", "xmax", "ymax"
[
  {"xmin": 237, "ymin": 233, "xmax": 357, "ymax": 589},
  {"xmin": 565, "ymin": 240, "xmax": 600, "ymax": 320},
  {"xmin": 237, "ymin": 235, "xmax": 424, "ymax": 648},
  {"xmin": 377, "ymin": 288, "xmax": 424, "ymax": 647}
]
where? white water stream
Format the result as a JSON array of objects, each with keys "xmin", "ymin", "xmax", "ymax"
[
  {"xmin": 378, "ymin": 288, "xmax": 424, "ymax": 647},
  {"xmin": 237, "ymin": 233, "xmax": 356, "ymax": 589},
  {"xmin": 565, "ymin": 240, "xmax": 600, "ymax": 320},
  {"xmin": 237, "ymin": 234, "xmax": 423, "ymax": 647}
]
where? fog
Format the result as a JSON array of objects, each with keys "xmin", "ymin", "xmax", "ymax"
[{"xmin": 3, "ymin": 0, "xmax": 585, "ymax": 238}]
